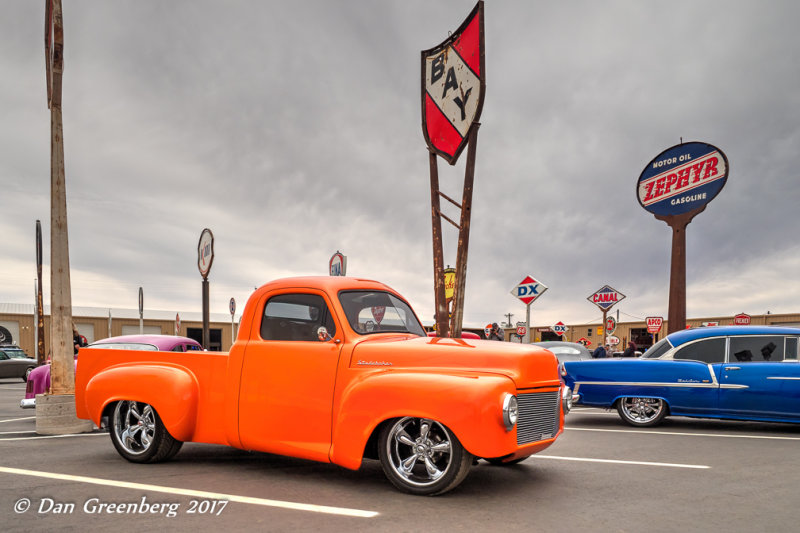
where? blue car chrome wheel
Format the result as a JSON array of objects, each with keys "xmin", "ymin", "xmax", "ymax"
[{"xmin": 617, "ymin": 397, "xmax": 668, "ymax": 427}]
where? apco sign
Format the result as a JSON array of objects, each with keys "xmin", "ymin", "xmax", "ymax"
[
  {"xmin": 637, "ymin": 142, "xmax": 729, "ymax": 217},
  {"xmin": 421, "ymin": 1, "xmax": 485, "ymax": 165},
  {"xmin": 329, "ymin": 251, "xmax": 347, "ymax": 276},
  {"xmin": 551, "ymin": 322, "xmax": 568, "ymax": 337},
  {"xmin": 646, "ymin": 316, "xmax": 663, "ymax": 334},
  {"xmin": 734, "ymin": 313, "xmax": 751, "ymax": 326},
  {"xmin": 197, "ymin": 228, "xmax": 214, "ymax": 279},
  {"xmin": 588, "ymin": 285, "xmax": 625, "ymax": 311},
  {"xmin": 510, "ymin": 276, "xmax": 548, "ymax": 306}
]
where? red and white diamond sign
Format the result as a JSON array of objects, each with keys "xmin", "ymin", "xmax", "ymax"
[
  {"xmin": 421, "ymin": 1, "xmax": 485, "ymax": 165},
  {"xmin": 552, "ymin": 322, "xmax": 568, "ymax": 337},
  {"xmin": 510, "ymin": 275, "xmax": 548, "ymax": 306}
]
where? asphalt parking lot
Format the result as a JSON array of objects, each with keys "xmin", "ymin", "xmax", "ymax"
[{"xmin": 2, "ymin": 377, "xmax": 800, "ymax": 532}]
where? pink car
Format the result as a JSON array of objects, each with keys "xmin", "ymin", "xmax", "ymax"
[{"xmin": 20, "ymin": 335, "xmax": 202, "ymax": 409}]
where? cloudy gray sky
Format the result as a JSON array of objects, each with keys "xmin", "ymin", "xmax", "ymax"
[{"xmin": 2, "ymin": 1, "xmax": 799, "ymax": 330}]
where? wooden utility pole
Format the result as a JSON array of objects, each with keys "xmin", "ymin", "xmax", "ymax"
[{"xmin": 46, "ymin": 0, "xmax": 75, "ymax": 395}]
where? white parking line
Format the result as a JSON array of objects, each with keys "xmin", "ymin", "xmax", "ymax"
[
  {"xmin": 533, "ymin": 455, "xmax": 709, "ymax": 469},
  {"xmin": 0, "ymin": 430, "xmax": 36, "ymax": 435},
  {"xmin": 0, "ymin": 432, "xmax": 106, "ymax": 441},
  {"xmin": 567, "ymin": 427, "xmax": 800, "ymax": 441},
  {"xmin": 0, "ymin": 466, "xmax": 379, "ymax": 518},
  {"xmin": 0, "ymin": 416, "xmax": 35, "ymax": 424}
]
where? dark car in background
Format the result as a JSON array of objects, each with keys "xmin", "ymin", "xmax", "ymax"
[{"xmin": 0, "ymin": 345, "xmax": 36, "ymax": 381}]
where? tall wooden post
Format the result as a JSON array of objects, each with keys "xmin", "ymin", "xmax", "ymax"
[{"xmin": 47, "ymin": 0, "xmax": 74, "ymax": 396}]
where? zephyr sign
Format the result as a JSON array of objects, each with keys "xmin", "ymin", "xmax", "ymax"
[{"xmin": 637, "ymin": 142, "xmax": 729, "ymax": 216}]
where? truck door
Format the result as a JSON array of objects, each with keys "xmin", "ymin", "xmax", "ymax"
[{"xmin": 238, "ymin": 291, "xmax": 343, "ymax": 462}]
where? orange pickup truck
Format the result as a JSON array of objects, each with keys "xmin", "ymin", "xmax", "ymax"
[{"xmin": 76, "ymin": 276, "xmax": 567, "ymax": 495}]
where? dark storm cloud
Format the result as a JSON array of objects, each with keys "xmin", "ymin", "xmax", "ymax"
[{"xmin": 2, "ymin": 1, "xmax": 799, "ymax": 327}]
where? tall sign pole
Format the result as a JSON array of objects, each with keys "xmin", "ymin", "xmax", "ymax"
[
  {"xmin": 46, "ymin": 0, "xmax": 74, "ymax": 395},
  {"xmin": 198, "ymin": 229, "xmax": 214, "ymax": 350},
  {"xmin": 138, "ymin": 287, "xmax": 144, "ymax": 334},
  {"xmin": 588, "ymin": 286, "xmax": 625, "ymax": 347},
  {"xmin": 637, "ymin": 142, "xmax": 729, "ymax": 334},
  {"xmin": 35, "ymin": 220, "xmax": 46, "ymax": 365},
  {"xmin": 510, "ymin": 276, "xmax": 548, "ymax": 344},
  {"xmin": 421, "ymin": 1, "xmax": 485, "ymax": 337}
]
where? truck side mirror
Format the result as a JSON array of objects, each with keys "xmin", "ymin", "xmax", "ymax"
[{"xmin": 317, "ymin": 327, "xmax": 332, "ymax": 342}]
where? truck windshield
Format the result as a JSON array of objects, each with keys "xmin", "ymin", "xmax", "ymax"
[{"xmin": 339, "ymin": 290, "xmax": 425, "ymax": 337}]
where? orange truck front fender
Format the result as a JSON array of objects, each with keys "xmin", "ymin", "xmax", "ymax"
[
  {"xmin": 330, "ymin": 371, "xmax": 517, "ymax": 470},
  {"xmin": 83, "ymin": 364, "xmax": 199, "ymax": 442}
]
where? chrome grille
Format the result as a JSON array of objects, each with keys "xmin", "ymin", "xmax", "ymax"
[{"xmin": 516, "ymin": 391, "xmax": 560, "ymax": 445}]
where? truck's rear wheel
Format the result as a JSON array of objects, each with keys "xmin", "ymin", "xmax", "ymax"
[
  {"xmin": 378, "ymin": 417, "xmax": 472, "ymax": 496},
  {"xmin": 110, "ymin": 401, "xmax": 183, "ymax": 463}
]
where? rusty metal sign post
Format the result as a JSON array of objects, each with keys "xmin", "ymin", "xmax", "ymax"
[
  {"xmin": 35, "ymin": 219, "xmax": 46, "ymax": 365},
  {"xmin": 422, "ymin": 1, "xmax": 485, "ymax": 338},
  {"xmin": 637, "ymin": 142, "xmax": 729, "ymax": 334}
]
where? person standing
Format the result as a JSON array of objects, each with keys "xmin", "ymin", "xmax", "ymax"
[
  {"xmin": 592, "ymin": 344, "xmax": 607, "ymax": 358},
  {"xmin": 488, "ymin": 323, "xmax": 504, "ymax": 341},
  {"xmin": 623, "ymin": 341, "xmax": 637, "ymax": 357}
]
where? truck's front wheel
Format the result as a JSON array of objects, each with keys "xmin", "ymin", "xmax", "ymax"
[
  {"xmin": 110, "ymin": 400, "xmax": 183, "ymax": 463},
  {"xmin": 378, "ymin": 417, "xmax": 472, "ymax": 496}
]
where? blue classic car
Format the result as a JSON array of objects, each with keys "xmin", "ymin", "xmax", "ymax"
[{"xmin": 563, "ymin": 326, "xmax": 800, "ymax": 427}]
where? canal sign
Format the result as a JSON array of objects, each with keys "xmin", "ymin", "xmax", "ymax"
[
  {"xmin": 588, "ymin": 285, "xmax": 625, "ymax": 311},
  {"xmin": 511, "ymin": 276, "xmax": 548, "ymax": 305}
]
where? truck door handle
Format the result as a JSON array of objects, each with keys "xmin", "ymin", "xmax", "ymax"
[{"xmin": 726, "ymin": 366, "xmax": 741, "ymax": 371}]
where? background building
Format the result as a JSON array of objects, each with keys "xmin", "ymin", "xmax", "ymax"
[{"xmin": 0, "ymin": 304, "xmax": 238, "ymax": 356}]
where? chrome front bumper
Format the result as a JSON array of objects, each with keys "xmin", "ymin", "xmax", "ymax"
[{"xmin": 20, "ymin": 398, "xmax": 36, "ymax": 409}]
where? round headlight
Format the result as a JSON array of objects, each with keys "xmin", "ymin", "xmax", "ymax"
[{"xmin": 502, "ymin": 393, "xmax": 518, "ymax": 431}]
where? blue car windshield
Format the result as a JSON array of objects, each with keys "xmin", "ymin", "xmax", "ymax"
[{"xmin": 641, "ymin": 338, "xmax": 672, "ymax": 359}]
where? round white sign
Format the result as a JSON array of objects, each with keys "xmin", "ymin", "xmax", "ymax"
[{"xmin": 198, "ymin": 228, "xmax": 214, "ymax": 278}]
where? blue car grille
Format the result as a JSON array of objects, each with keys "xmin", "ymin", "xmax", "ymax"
[{"xmin": 517, "ymin": 391, "xmax": 560, "ymax": 445}]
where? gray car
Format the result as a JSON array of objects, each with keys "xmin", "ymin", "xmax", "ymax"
[
  {"xmin": 533, "ymin": 341, "xmax": 593, "ymax": 363},
  {"xmin": 0, "ymin": 345, "xmax": 37, "ymax": 381}
]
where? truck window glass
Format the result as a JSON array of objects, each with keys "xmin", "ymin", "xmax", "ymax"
[
  {"xmin": 261, "ymin": 293, "xmax": 336, "ymax": 342},
  {"xmin": 339, "ymin": 290, "xmax": 425, "ymax": 336}
]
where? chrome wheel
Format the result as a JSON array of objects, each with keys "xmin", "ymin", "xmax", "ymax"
[
  {"xmin": 109, "ymin": 400, "xmax": 182, "ymax": 463},
  {"xmin": 113, "ymin": 401, "xmax": 156, "ymax": 456},
  {"xmin": 378, "ymin": 417, "xmax": 472, "ymax": 495},
  {"xmin": 617, "ymin": 397, "xmax": 668, "ymax": 427}
]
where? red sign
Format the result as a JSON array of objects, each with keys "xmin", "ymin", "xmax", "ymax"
[
  {"xmin": 605, "ymin": 316, "xmax": 616, "ymax": 334},
  {"xmin": 578, "ymin": 337, "xmax": 591, "ymax": 347},
  {"xmin": 646, "ymin": 316, "xmax": 663, "ymax": 334},
  {"xmin": 733, "ymin": 313, "xmax": 751, "ymax": 326},
  {"xmin": 516, "ymin": 326, "xmax": 527, "ymax": 337},
  {"xmin": 421, "ymin": 1, "xmax": 485, "ymax": 165},
  {"xmin": 372, "ymin": 306, "xmax": 386, "ymax": 324}
]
